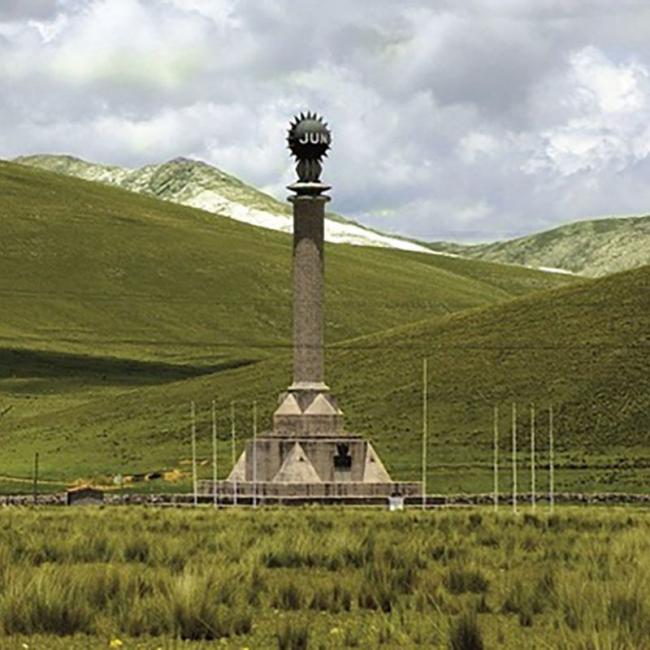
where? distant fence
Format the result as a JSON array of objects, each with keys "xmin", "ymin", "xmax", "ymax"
[{"xmin": 2, "ymin": 492, "xmax": 650, "ymax": 507}]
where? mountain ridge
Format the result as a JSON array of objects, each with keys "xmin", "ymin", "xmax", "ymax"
[
  {"xmin": 429, "ymin": 214, "xmax": 650, "ymax": 277},
  {"xmin": 15, "ymin": 153, "xmax": 435, "ymax": 254},
  {"xmin": 17, "ymin": 154, "xmax": 650, "ymax": 279}
]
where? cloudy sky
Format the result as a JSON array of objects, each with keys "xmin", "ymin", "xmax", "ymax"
[{"xmin": 1, "ymin": 0, "xmax": 650, "ymax": 241}]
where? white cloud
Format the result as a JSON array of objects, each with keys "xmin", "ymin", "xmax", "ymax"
[
  {"xmin": 163, "ymin": 0, "xmax": 238, "ymax": 29},
  {"xmin": 570, "ymin": 46, "xmax": 647, "ymax": 113},
  {"xmin": 525, "ymin": 47, "xmax": 650, "ymax": 177},
  {"xmin": 28, "ymin": 14, "xmax": 69, "ymax": 43},
  {"xmin": 2, "ymin": 1, "xmax": 650, "ymax": 241},
  {"xmin": 47, "ymin": 0, "xmax": 208, "ymax": 89}
]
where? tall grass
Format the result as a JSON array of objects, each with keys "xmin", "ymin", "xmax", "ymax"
[
  {"xmin": 0, "ymin": 507, "xmax": 649, "ymax": 648},
  {"xmin": 448, "ymin": 609, "xmax": 484, "ymax": 650}
]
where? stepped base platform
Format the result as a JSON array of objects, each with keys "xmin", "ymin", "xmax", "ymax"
[{"xmin": 200, "ymin": 433, "xmax": 421, "ymax": 502}]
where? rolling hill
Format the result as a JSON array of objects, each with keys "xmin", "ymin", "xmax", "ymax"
[
  {"xmin": 2, "ymin": 202, "xmax": 648, "ymax": 494},
  {"xmin": 15, "ymin": 154, "xmax": 433, "ymax": 253},
  {"xmin": 0, "ymin": 160, "xmax": 571, "ymax": 366},
  {"xmin": 0, "ymin": 159, "xmax": 580, "ymax": 490},
  {"xmin": 4, "ymin": 160, "xmax": 647, "ymax": 495},
  {"xmin": 4, "ymin": 159, "xmax": 648, "ymax": 494},
  {"xmin": 430, "ymin": 215, "xmax": 650, "ymax": 277},
  {"xmin": 17, "ymin": 156, "xmax": 650, "ymax": 279}
]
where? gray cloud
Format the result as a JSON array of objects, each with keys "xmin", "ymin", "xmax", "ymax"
[
  {"xmin": 0, "ymin": 1, "xmax": 62, "ymax": 20},
  {"xmin": 1, "ymin": 0, "xmax": 650, "ymax": 242},
  {"xmin": 0, "ymin": 0, "xmax": 89, "ymax": 21}
]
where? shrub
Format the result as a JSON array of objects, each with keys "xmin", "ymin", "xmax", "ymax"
[
  {"xmin": 1, "ymin": 566, "xmax": 94, "ymax": 636},
  {"xmin": 123, "ymin": 538, "xmax": 150, "ymax": 563},
  {"xmin": 309, "ymin": 585, "xmax": 331, "ymax": 611},
  {"xmin": 522, "ymin": 513, "xmax": 543, "ymax": 528},
  {"xmin": 376, "ymin": 616, "xmax": 396, "ymax": 644},
  {"xmin": 333, "ymin": 582, "xmax": 353, "ymax": 612},
  {"xmin": 468, "ymin": 513, "xmax": 483, "ymax": 529},
  {"xmin": 606, "ymin": 583, "xmax": 650, "ymax": 642},
  {"xmin": 120, "ymin": 595, "xmax": 170, "ymax": 637},
  {"xmin": 358, "ymin": 566, "xmax": 396, "ymax": 613},
  {"xmin": 501, "ymin": 578, "xmax": 548, "ymax": 627},
  {"xmin": 161, "ymin": 571, "xmax": 221, "ymax": 640}
]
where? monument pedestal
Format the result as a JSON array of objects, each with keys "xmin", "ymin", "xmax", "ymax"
[
  {"xmin": 201, "ymin": 435, "xmax": 420, "ymax": 501},
  {"xmin": 234, "ymin": 436, "xmax": 390, "ymax": 483},
  {"xmin": 200, "ymin": 480, "xmax": 421, "ymax": 503},
  {"xmin": 204, "ymin": 428, "xmax": 420, "ymax": 502}
]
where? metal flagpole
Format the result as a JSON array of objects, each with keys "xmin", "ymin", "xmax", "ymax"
[
  {"xmin": 212, "ymin": 400, "xmax": 218, "ymax": 508},
  {"xmin": 493, "ymin": 405, "xmax": 499, "ymax": 512},
  {"xmin": 512, "ymin": 402, "xmax": 517, "ymax": 515},
  {"xmin": 549, "ymin": 405, "xmax": 555, "ymax": 513},
  {"xmin": 33, "ymin": 452, "xmax": 39, "ymax": 506},
  {"xmin": 252, "ymin": 400, "xmax": 258, "ymax": 509},
  {"xmin": 531, "ymin": 403, "xmax": 536, "ymax": 512},
  {"xmin": 422, "ymin": 358, "xmax": 428, "ymax": 511},
  {"xmin": 231, "ymin": 401, "xmax": 237, "ymax": 507},
  {"xmin": 191, "ymin": 401, "xmax": 198, "ymax": 507}
]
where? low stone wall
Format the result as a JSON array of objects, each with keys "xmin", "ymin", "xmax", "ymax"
[
  {"xmin": 0, "ymin": 493, "xmax": 67, "ymax": 506},
  {"xmin": 415, "ymin": 492, "xmax": 650, "ymax": 506},
  {"xmin": 2, "ymin": 491, "xmax": 650, "ymax": 507}
]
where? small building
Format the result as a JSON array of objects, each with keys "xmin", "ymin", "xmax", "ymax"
[{"xmin": 66, "ymin": 486, "xmax": 104, "ymax": 506}]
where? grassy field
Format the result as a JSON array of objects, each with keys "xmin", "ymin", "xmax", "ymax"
[
  {"xmin": 0, "ymin": 160, "xmax": 567, "ymax": 366},
  {"xmin": 0, "ymin": 161, "xmax": 583, "ymax": 490},
  {"xmin": 1, "ymin": 161, "xmax": 648, "ymax": 494},
  {"xmin": 2, "ymin": 264, "xmax": 647, "ymax": 493},
  {"xmin": 1, "ymin": 506, "xmax": 650, "ymax": 648}
]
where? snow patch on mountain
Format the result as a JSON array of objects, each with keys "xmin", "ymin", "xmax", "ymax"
[
  {"xmin": 184, "ymin": 190, "xmax": 292, "ymax": 233},
  {"xmin": 180, "ymin": 188, "xmax": 435, "ymax": 251},
  {"xmin": 536, "ymin": 266, "xmax": 576, "ymax": 275},
  {"xmin": 16, "ymin": 154, "xmax": 436, "ymax": 254},
  {"xmin": 324, "ymin": 222, "xmax": 432, "ymax": 252}
]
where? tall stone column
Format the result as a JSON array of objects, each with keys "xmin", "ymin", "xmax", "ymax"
[
  {"xmin": 273, "ymin": 112, "xmax": 344, "ymax": 436},
  {"xmin": 290, "ymin": 188, "xmax": 329, "ymax": 391}
]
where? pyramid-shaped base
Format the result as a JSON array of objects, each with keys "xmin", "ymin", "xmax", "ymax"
[
  {"xmin": 198, "ymin": 435, "xmax": 421, "ymax": 500},
  {"xmin": 273, "ymin": 389, "xmax": 344, "ymax": 436},
  {"xmin": 243, "ymin": 436, "xmax": 391, "ymax": 483}
]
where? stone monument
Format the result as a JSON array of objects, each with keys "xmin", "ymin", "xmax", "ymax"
[{"xmin": 203, "ymin": 113, "xmax": 420, "ymax": 502}]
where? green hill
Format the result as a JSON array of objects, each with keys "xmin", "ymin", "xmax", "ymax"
[
  {"xmin": 430, "ymin": 215, "xmax": 650, "ymax": 277},
  {"xmin": 14, "ymin": 154, "xmax": 426, "ymax": 251},
  {"xmin": 0, "ymin": 160, "xmax": 569, "ymax": 365},
  {"xmin": 0, "ymin": 160, "xmax": 579, "ymax": 491},
  {"xmin": 15, "ymin": 153, "xmax": 294, "ymax": 219},
  {"xmin": 2, "ymin": 252, "xmax": 648, "ymax": 494}
]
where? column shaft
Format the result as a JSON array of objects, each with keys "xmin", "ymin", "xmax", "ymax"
[{"xmin": 291, "ymin": 195, "xmax": 328, "ymax": 389}]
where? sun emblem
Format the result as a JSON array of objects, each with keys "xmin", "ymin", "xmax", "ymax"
[{"xmin": 287, "ymin": 112, "xmax": 331, "ymax": 182}]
